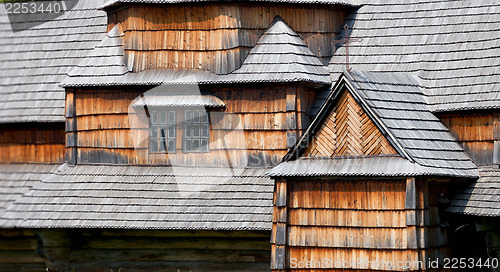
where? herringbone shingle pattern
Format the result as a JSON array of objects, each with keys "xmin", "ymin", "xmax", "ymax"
[{"xmin": 305, "ymin": 89, "xmax": 397, "ymax": 157}]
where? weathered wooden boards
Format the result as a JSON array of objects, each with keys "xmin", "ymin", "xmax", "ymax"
[
  {"xmin": 72, "ymin": 85, "xmax": 316, "ymax": 166},
  {"xmin": 271, "ymin": 178, "xmax": 452, "ymax": 271},
  {"xmin": 107, "ymin": 3, "xmax": 345, "ymax": 74},
  {"xmin": 305, "ymin": 89, "xmax": 397, "ymax": 157},
  {"xmin": 439, "ymin": 112, "xmax": 500, "ymax": 166},
  {"xmin": 0, "ymin": 230, "xmax": 45, "ymax": 272},
  {"xmin": 36, "ymin": 229, "xmax": 270, "ymax": 272},
  {"xmin": 0, "ymin": 123, "xmax": 65, "ymax": 163}
]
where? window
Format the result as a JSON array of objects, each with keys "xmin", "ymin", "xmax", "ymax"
[
  {"xmin": 150, "ymin": 110, "xmax": 176, "ymax": 153},
  {"xmin": 149, "ymin": 109, "xmax": 209, "ymax": 153},
  {"xmin": 183, "ymin": 109, "xmax": 209, "ymax": 152}
]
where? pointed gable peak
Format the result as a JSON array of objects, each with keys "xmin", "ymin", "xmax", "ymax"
[
  {"xmin": 264, "ymin": 16, "xmax": 298, "ymax": 36},
  {"xmin": 230, "ymin": 16, "xmax": 331, "ymax": 85}
]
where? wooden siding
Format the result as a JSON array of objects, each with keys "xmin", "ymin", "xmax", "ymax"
[
  {"xmin": 0, "ymin": 230, "xmax": 45, "ymax": 272},
  {"xmin": 439, "ymin": 112, "xmax": 500, "ymax": 166},
  {"xmin": 72, "ymin": 85, "xmax": 316, "ymax": 166},
  {"xmin": 305, "ymin": 89, "xmax": 397, "ymax": 157},
  {"xmin": 0, "ymin": 123, "xmax": 65, "ymax": 163},
  {"xmin": 107, "ymin": 4, "xmax": 345, "ymax": 74},
  {"xmin": 271, "ymin": 178, "xmax": 452, "ymax": 271},
  {"xmin": 37, "ymin": 229, "xmax": 270, "ymax": 272}
]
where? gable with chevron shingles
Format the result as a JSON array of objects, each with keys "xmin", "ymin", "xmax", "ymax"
[{"xmin": 305, "ymin": 89, "xmax": 397, "ymax": 157}]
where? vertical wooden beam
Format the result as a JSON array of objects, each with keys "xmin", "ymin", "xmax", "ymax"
[
  {"xmin": 271, "ymin": 178, "xmax": 288, "ymax": 271},
  {"xmin": 65, "ymin": 89, "xmax": 77, "ymax": 165},
  {"xmin": 286, "ymin": 87, "xmax": 298, "ymax": 149}
]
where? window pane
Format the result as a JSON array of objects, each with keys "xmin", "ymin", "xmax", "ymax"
[
  {"xmin": 184, "ymin": 110, "xmax": 192, "ymax": 123},
  {"xmin": 159, "ymin": 138, "xmax": 166, "ymax": 152},
  {"xmin": 151, "ymin": 111, "xmax": 158, "ymax": 124},
  {"xmin": 168, "ymin": 126, "xmax": 175, "ymax": 138},
  {"xmin": 200, "ymin": 139, "xmax": 208, "ymax": 152},
  {"xmin": 160, "ymin": 111, "xmax": 167, "ymax": 124},
  {"xmin": 168, "ymin": 111, "xmax": 176, "ymax": 124},
  {"xmin": 201, "ymin": 112, "xmax": 208, "ymax": 123},
  {"xmin": 193, "ymin": 124, "xmax": 200, "ymax": 137},
  {"xmin": 159, "ymin": 127, "xmax": 167, "ymax": 138},
  {"xmin": 193, "ymin": 110, "xmax": 200, "ymax": 123},
  {"xmin": 167, "ymin": 139, "xmax": 176, "ymax": 152},
  {"xmin": 192, "ymin": 139, "xmax": 200, "ymax": 151},
  {"xmin": 184, "ymin": 139, "xmax": 191, "ymax": 151},
  {"xmin": 150, "ymin": 139, "xmax": 158, "ymax": 152},
  {"xmin": 150, "ymin": 125, "xmax": 158, "ymax": 137},
  {"xmin": 201, "ymin": 124, "xmax": 209, "ymax": 137}
]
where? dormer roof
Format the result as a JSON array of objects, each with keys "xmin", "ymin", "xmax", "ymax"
[
  {"xmin": 269, "ymin": 70, "xmax": 479, "ymax": 178},
  {"xmin": 62, "ymin": 17, "xmax": 331, "ymax": 87}
]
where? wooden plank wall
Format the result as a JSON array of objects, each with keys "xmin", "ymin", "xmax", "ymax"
[
  {"xmin": 305, "ymin": 90, "xmax": 397, "ymax": 157},
  {"xmin": 270, "ymin": 178, "xmax": 452, "ymax": 271},
  {"xmin": 107, "ymin": 3, "xmax": 346, "ymax": 74},
  {"xmin": 439, "ymin": 112, "xmax": 500, "ymax": 166},
  {"xmin": 38, "ymin": 229, "xmax": 270, "ymax": 272},
  {"xmin": 0, "ymin": 123, "xmax": 65, "ymax": 163},
  {"xmin": 0, "ymin": 230, "xmax": 46, "ymax": 272},
  {"xmin": 73, "ymin": 85, "xmax": 316, "ymax": 166}
]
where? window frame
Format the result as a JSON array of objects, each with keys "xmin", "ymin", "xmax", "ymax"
[
  {"xmin": 182, "ymin": 108, "xmax": 210, "ymax": 153},
  {"xmin": 148, "ymin": 107, "xmax": 210, "ymax": 154}
]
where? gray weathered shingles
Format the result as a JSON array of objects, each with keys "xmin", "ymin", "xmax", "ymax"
[
  {"xmin": 329, "ymin": 0, "xmax": 500, "ymax": 112},
  {"xmin": 268, "ymin": 156, "xmax": 437, "ymax": 177},
  {"xmin": 271, "ymin": 71, "xmax": 479, "ymax": 178},
  {"xmin": 101, "ymin": 0, "xmax": 359, "ymax": 9},
  {"xmin": 0, "ymin": 1, "xmax": 108, "ymax": 123},
  {"xmin": 0, "ymin": 164, "xmax": 59, "ymax": 216},
  {"xmin": 0, "ymin": 164, "xmax": 274, "ymax": 230},
  {"xmin": 347, "ymin": 71, "xmax": 478, "ymax": 177},
  {"xmin": 62, "ymin": 17, "xmax": 331, "ymax": 87},
  {"xmin": 448, "ymin": 166, "xmax": 500, "ymax": 217}
]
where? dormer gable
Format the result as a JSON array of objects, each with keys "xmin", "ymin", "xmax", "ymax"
[{"xmin": 272, "ymin": 71, "xmax": 479, "ymax": 179}]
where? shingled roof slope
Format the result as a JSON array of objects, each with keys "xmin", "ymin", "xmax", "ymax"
[
  {"xmin": 62, "ymin": 17, "xmax": 331, "ymax": 87},
  {"xmin": 0, "ymin": 1, "xmax": 108, "ymax": 123},
  {"xmin": 0, "ymin": 164, "xmax": 59, "ymax": 216},
  {"xmin": 329, "ymin": 0, "xmax": 500, "ymax": 112},
  {"xmin": 274, "ymin": 71, "xmax": 479, "ymax": 178},
  {"xmin": 0, "ymin": 164, "xmax": 274, "ymax": 230},
  {"xmin": 448, "ymin": 166, "xmax": 500, "ymax": 217}
]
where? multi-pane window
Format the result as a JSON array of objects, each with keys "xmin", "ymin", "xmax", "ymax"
[
  {"xmin": 149, "ymin": 109, "xmax": 210, "ymax": 153},
  {"xmin": 150, "ymin": 110, "xmax": 176, "ymax": 153},
  {"xmin": 183, "ymin": 109, "xmax": 209, "ymax": 152}
]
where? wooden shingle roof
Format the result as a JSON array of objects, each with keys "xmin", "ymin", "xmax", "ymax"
[
  {"xmin": 0, "ymin": 164, "xmax": 59, "ymax": 217},
  {"xmin": 0, "ymin": 1, "xmax": 108, "ymax": 123},
  {"xmin": 329, "ymin": 0, "xmax": 500, "ymax": 112},
  {"xmin": 272, "ymin": 71, "xmax": 479, "ymax": 178},
  {"xmin": 62, "ymin": 17, "xmax": 331, "ymax": 87},
  {"xmin": 0, "ymin": 164, "xmax": 274, "ymax": 230},
  {"xmin": 448, "ymin": 166, "xmax": 500, "ymax": 217}
]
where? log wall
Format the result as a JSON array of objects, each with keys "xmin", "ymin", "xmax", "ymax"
[
  {"xmin": 0, "ymin": 229, "xmax": 46, "ymax": 272},
  {"xmin": 37, "ymin": 229, "xmax": 270, "ymax": 272},
  {"xmin": 71, "ymin": 84, "xmax": 317, "ymax": 166},
  {"xmin": 106, "ymin": 3, "xmax": 346, "ymax": 74},
  {"xmin": 271, "ymin": 178, "xmax": 452, "ymax": 271},
  {"xmin": 0, "ymin": 123, "xmax": 65, "ymax": 163},
  {"xmin": 439, "ymin": 112, "xmax": 500, "ymax": 166}
]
